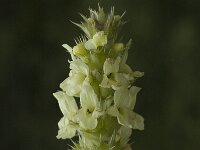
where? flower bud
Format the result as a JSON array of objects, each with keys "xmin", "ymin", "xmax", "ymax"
[
  {"xmin": 93, "ymin": 31, "xmax": 107, "ymax": 47},
  {"xmin": 114, "ymin": 15, "xmax": 121, "ymax": 22},
  {"xmin": 73, "ymin": 44, "xmax": 88, "ymax": 57},
  {"xmin": 112, "ymin": 43, "xmax": 124, "ymax": 53}
]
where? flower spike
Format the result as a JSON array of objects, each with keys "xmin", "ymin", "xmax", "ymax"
[{"xmin": 54, "ymin": 5, "xmax": 144, "ymax": 150}]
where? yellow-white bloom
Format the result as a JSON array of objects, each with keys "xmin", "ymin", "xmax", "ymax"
[
  {"xmin": 53, "ymin": 91, "xmax": 78, "ymax": 139},
  {"xmin": 60, "ymin": 59, "xmax": 89, "ymax": 96},
  {"xmin": 54, "ymin": 7, "xmax": 144, "ymax": 149},
  {"xmin": 100, "ymin": 57, "xmax": 129, "ymax": 89},
  {"xmin": 56, "ymin": 116, "xmax": 77, "ymax": 139},
  {"xmin": 107, "ymin": 86, "xmax": 144, "ymax": 130},
  {"xmin": 78, "ymin": 81, "xmax": 102, "ymax": 130}
]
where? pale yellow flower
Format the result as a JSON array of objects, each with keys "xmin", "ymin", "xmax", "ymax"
[
  {"xmin": 107, "ymin": 86, "xmax": 144, "ymax": 130},
  {"xmin": 60, "ymin": 59, "xmax": 89, "ymax": 96},
  {"xmin": 100, "ymin": 57, "xmax": 129, "ymax": 90},
  {"xmin": 53, "ymin": 91, "xmax": 78, "ymax": 139},
  {"xmin": 77, "ymin": 81, "xmax": 102, "ymax": 130}
]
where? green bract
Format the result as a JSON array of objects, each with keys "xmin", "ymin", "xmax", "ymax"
[{"xmin": 53, "ymin": 6, "xmax": 144, "ymax": 150}]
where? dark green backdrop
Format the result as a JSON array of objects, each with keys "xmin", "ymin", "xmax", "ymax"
[{"xmin": 1, "ymin": 0, "xmax": 200, "ymax": 149}]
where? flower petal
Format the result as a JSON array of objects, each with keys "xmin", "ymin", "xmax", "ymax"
[
  {"xmin": 78, "ymin": 109, "xmax": 98, "ymax": 129},
  {"xmin": 107, "ymin": 106, "xmax": 119, "ymax": 117},
  {"xmin": 62, "ymin": 44, "xmax": 76, "ymax": 60},
  {"xmin": 70, "ymin": 59, "xmax": 89, "ymax": 75},
  {"xmin": 129, "ymin": 111, "xmax": 144, "ymax": 130},
  {"xmin": 119, "ymin": 63, "xmax": 133, "ymax": 74},
  {"xmin": 103, "ymin": 57, "xmax": 120, "ymax": 75},
  {"xmin": 56, "ymin": 117, "xmax": 76, "ymax": 139},
  {"xmin": 129, "ymin": 86, "xmax": 141, "ymax": 110},
  {"xmin": 114, "ymin": 88, "xmax": 129, "ymax": 107},
  {"xmin": 113, "ymin": 73, "xmax": 129, "ymax": 89},
  {"xmin": 80, "ymin": 81, "xmax": 99, "ymax": 109},
  {"xmin": 60, "ymin": 75, "xmax": 84, "ymax": 96},
  {"xmin": 117, "ymin": 108, "xmax": 132, "ymax": 128},
  {"xmin": 62, "ymin": 44, "xmax": 73, "ymax": 53},
  {"xmin": 99, "ymin": 74, "xmax": 111, "ymax": 88},
  {"xmin": 53, "ymin": 91, "xmax": 78, "ymax": 118},
  {"xmin": 117, "ymin": 107, "xmax": 144, "ymax": 130}
]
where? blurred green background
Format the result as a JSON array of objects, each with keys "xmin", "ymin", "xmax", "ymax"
[{"xmin": 1, "ymin": 0, "xmax": 200, "ymax": 149}]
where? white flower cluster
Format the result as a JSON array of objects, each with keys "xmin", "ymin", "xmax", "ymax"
[{"xmin": 53, "ymin": 7, "xmax": 144, "ymax": 150}]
